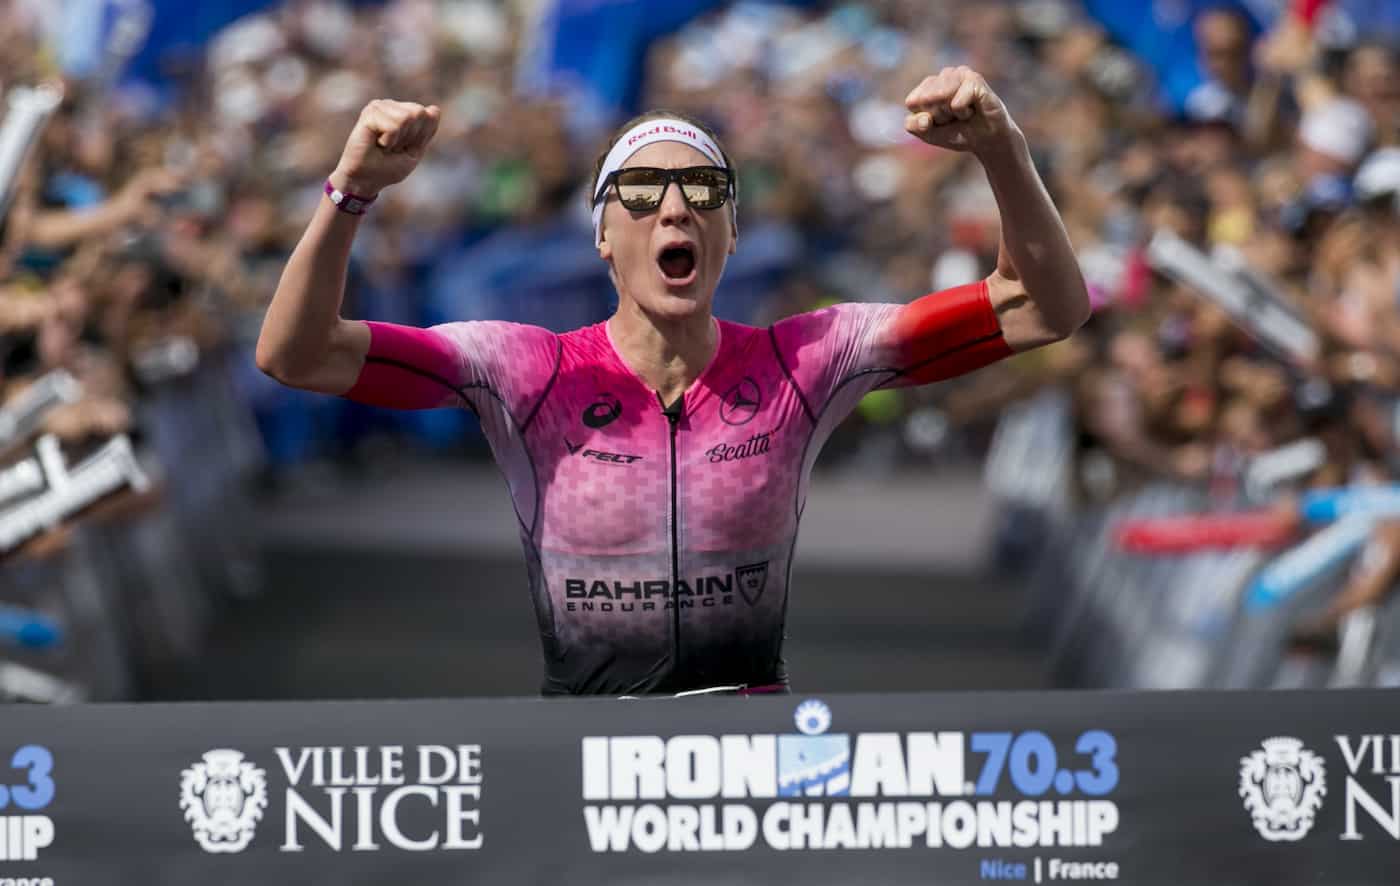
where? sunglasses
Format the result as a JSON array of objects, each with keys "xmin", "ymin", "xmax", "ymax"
[{"xmin": 596, "ymin": 166, "xmax": 735, "ymax": 212}]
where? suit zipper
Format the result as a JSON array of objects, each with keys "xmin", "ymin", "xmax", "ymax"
[{"xmin": 661, "ymin": 394, "xmax": 682, "ymax": 670}]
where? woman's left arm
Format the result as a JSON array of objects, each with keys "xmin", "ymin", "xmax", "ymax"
[{"xmin": 905, "ymin": 67, "xmax": 1091, "ymax": 350}]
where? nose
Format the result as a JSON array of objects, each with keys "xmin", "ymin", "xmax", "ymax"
[{"xmin": 657, "ymin": 178, "xmax": 691, "ymax": 228}]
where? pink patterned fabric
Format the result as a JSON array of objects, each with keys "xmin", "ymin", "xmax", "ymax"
[{"xmin": 343, "ymin": 283, "xmax": 1008, "ymax": 695}]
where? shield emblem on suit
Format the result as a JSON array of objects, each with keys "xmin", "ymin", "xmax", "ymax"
[{"xmin": 736, "ymin": 561, "xmax": 769, "ymax": 605}]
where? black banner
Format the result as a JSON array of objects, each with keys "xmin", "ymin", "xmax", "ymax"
[{"xmin": 1, "ymin": 690, "xmax": 1398, "ymax": 884}]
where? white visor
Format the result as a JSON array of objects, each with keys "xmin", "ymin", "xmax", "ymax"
[{"xmin": 591, "ymin": 117, "xmax": 730, "ymax": 246}]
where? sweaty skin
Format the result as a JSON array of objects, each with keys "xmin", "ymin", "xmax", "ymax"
[{"xmin": 344, "ymin": 281, "xmax": 1009, "ymax": 696}]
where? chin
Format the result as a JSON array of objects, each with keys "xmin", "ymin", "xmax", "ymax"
[
  {"xmin": 640, "ymin": 281, "xmax": 714, "ymax": 318},
  {"xmin": 669, "ymin": 290, "xmax": 717, "ymax": 313}
]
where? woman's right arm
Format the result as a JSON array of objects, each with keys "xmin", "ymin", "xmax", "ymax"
[
  {"xmin": 254, "ymin": 190, "xmax": 368, "ymax": 393},
  {"xmin": 255, "ymin": 99, "xmax": 440, "ymax": 394}
]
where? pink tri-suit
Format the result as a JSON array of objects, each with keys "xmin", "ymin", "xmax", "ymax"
[{"xmin": 343, "ymin": 280, "xmax": 1011, "ymax": 695}]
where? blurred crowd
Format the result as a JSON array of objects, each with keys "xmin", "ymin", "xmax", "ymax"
[
  {"xmin": 0, "ymin": 0, "xmax": 1399, "ymax": 691},
  {"xmin": 2, "ymin": 0, "xmax": 1398, "ymax": 478},
  {"xmin": 1, "ymin": 0, "xmax": 546, "ymax": 474},
  {"xmin": 642, "ymin": 1, "xmax": 1400, "ymax": 493}
]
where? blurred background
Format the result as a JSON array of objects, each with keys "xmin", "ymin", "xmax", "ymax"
[{"xmin": 1, "ymin": 0, "xmax": 1398, "ymax": 702}]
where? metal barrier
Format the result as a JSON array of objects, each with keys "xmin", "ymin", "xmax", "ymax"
[
  {"xmin": 1369, "ymin": 598, "xmax": 1400, "ymax": 686},
  {"xmin": 0, "ymin": 689, "xmax": 1397, "ymax": 884},
  {"xmin": 0, "ymin": 347, "xmax": 264, "ymax": 701},
  {"xmin": 137, "ymin": 347, "xmax": 264, "ymax": 600},
  {"xmin": 1018, "ymin": 480, "xmax": 1389, "ymax": 691},
  {"xmin": 983, "ymin": 402, "xmax": 1397, "ymax": 692}
]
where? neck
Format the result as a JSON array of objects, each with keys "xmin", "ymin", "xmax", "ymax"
[{"xmin": 606, "ymin": 299, "xmax": 718, "ymax": 407}]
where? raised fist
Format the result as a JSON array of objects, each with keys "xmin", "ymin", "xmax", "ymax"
[
  {"xmin": 904, "ymin": 67, "xmax": 1017, "ymax": 156},
  {"xmin": 330, "ymin": 99, "xmax": 441, "ymax": 198}
]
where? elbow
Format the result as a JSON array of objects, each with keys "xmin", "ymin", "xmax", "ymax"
[
  {"xmin": 256, "ymin": 318, "xmax": 357, "ymax": 392},
  {"xmin": 1046, "ymin": 278, "xmax": 1092, "ymax": 342},
  {"xmin": 254, "ymin": 339, "xmax": 287, "ymax": 383},
  {"xmin": 254, "ymin": 332, "xmax": 302, "ymax": 385},
  {"xmin": 1064, "ymin": 292, "xmax": 1093, "ymax": 340},
  {"xmin": 996, "ymin": 273, "xmax": 1091, "ymax": 349}
]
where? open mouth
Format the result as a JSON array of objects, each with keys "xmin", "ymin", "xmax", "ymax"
[{"xmin": 657, "ymin": 244, "xmax": 697, "ymax": 282}]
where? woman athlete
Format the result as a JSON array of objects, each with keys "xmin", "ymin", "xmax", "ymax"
[{"xmin": 256, "ymin": 67, "xmax": 1090, "ymax": 696}]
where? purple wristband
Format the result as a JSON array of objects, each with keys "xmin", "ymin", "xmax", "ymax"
[{"xmin": 324, "ymin": 179, "xmax": 378, "ymax": 215}]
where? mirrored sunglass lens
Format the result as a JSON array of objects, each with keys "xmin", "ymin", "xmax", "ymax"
[
  {"xmin": 616, "ymin": 170, "xmax": 665, "ymax": 209},
  {"xmin": 687, "ymin": 185, "xmax": 727, "ymax": 207},
  {"xmin": 617, "ymin": 184, "xmax": 663, "ymax": 208},
  {"xmin": 679, "ymin": 170, "xmax": 727, "ymax": 208}
]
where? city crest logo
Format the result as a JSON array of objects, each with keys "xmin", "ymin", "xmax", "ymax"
[
  {"xmin": 1239, "ymin": 736, "xmax": 1327, "ymax": 841},
  {"xmin": 180, "ymin": 749, "xmax": 269, "ymax": 853}
]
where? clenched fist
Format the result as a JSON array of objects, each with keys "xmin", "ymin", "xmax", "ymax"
[
  {"xmin": 904, "ymin": 67, "xmax": 1018, "ymax": 156},
  {"xmin": 330, "ymin": 99, "xmax": 441, "ymax": 198}
]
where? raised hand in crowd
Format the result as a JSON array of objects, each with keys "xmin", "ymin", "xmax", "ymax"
[
  {"xmin": 19, "ymin": 164, "xmax": 189, "ymax": 250},
  {"xmin": 111, "ymin": 167, "xmax": 188, "ymax": 228}
]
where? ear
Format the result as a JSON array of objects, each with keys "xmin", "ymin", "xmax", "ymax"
[
  {"xmin": 728, "ymin": 216, "xmax": 738, "ymax": 256},
  {"xmin": 598, "ymin": 227, "xmax": 613, "ymax": 261}
]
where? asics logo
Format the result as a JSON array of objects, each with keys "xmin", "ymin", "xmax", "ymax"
[{"xmin": 583, "ymin": 395, "xmax": 622, "ymax": 429}]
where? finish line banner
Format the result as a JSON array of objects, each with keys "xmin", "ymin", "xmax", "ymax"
[{"xmin": 0, "ymin": 690, "xmax": 1398, "ymax": 885}]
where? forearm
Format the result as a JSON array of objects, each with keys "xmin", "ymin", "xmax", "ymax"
[
  {"xmin": 26, "ymin": 202, "xmax": 133, "ymax": 249},
  {"xmin": 256, "ymin": 191, "xmax": 367, "ymax": 389},
  {"xmin": 1244, "ymin": 74, "xmax": 1286, "ymax": 153},
  {"xmin": 978, "ymin": 131, "xmax": 1090, "ymax": 346}
]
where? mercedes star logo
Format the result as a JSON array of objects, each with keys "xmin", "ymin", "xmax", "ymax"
[{"xmin": 720, "ymin": 378, "xmax": 761, "ymax": 426}]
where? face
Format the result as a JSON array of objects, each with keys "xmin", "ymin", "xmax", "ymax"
[
  {"xmin": 1346, "ymin": 46, "xmax": 1398, "ymax": 110},
  {"xmin": 597, "ymin": 140, "xmax": 736, "ymax": 321},
  {"xmin": 1196, "ymin": 11, "xmax": 1249, "ymax": 89}
]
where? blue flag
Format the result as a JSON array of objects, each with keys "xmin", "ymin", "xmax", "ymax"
[
  {"xmin": 517, "ymin": 0, "xmax": 816, "ymax": 127},
  {"xmin": 1081, "ymin": 0, "xmax": 1266, "ymax": 114},
  {"xmin": 125, "ymin": 0, "xmax": 282, "ymax": 83}
]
